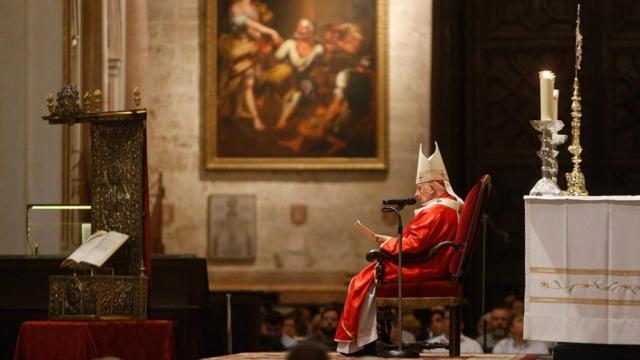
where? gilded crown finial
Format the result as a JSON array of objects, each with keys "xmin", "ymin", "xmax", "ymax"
[
  {"xmin": 46, "ymin": 94, "xmax": 55, "ymax": 113},
  {"xmin": 83, "ymin": 92, "xmax": 91, "ymax": 112},
  {"xmin": 93, "ymin": 89, "xmax": 103, "ymax": 112},
  {"xmin": 132, "ymin": 87, "xmax": 141, "ymax": 108}
]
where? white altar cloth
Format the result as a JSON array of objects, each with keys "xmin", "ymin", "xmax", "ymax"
[{"xmin": 524, "ymin": 196, "xmax": 640, "ymax": 345}]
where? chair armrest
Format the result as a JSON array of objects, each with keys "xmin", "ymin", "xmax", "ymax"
[
  {"xmin": 366, "ymin": 249, "xmax": 393, "ymax": 262},
  {"xmin": 365, "ymin": 241, "xmax": 462, "ymax": 265},
  {"xmin": 427, "ymin": 241, "xmax": 462, "ymax": 258},
  {"xmin": 365, "ymin": 241, "xmax": 461, "ymax": 285}
]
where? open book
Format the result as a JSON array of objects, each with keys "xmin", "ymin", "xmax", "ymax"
[
  {"xmin": 61, "ymin": 230, "xmax": 129, "ymax": 269},
  {"xmin": 353, "ymin": 220, "xmax": 376, "ymax": 241}
]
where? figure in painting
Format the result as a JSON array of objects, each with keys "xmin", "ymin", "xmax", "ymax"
[
  {"xmin": 270, "ymin": 18, "xmax": 325, "ymax": 129},
  {"xmin": 218, "ymin": 0, "xmax": 282, "ymax": 131},
  {"xmin": 277, "ymin": 56, "xmax": 373, "ymax": 155},
  {"xmin": 321, "ymin": 22, "xmax": 363, "ymax": 71}
]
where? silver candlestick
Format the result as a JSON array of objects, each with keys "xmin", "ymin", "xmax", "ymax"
[{"xmin": 530, "ymin": 120, "xmax": 567, "ymax": 195}]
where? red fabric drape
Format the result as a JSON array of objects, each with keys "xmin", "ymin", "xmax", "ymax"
[{"xmin": 13, "ymin": 320, "xmax": 174, "ymax": 360}]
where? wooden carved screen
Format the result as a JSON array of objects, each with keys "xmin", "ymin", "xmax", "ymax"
[{"xmin": 432, "ymin": 0, "xmax": 640, "ymax": 332}]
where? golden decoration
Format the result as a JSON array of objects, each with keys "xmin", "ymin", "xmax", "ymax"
[
  {"xmin": 565, "ymin": 4, "xmax": 588, "ymax": 196},
  {"xmin": 133, "ymin": 87, "xmax": 141, "ymax": 108},
  {"xmin": 93, "ymin": 89, "xmax": 103, "ymax": 112},
  {"xmin": 46, "ymin": 94, "xmax": 55, "ymax": 113},
  {"xmin": 83, "ymin": 91, "xmax": 91, "ymax": 112}
]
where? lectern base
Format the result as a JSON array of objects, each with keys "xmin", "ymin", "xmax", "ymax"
[{"xmin": 49, "ymin": 274, "xmax": 147, "ymax": 320}]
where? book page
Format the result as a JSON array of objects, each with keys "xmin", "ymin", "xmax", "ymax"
[
  {"xmin": 61, "ymin": 230, "xmax": 107, "ymax": 268},
  {"xmin": 353, "ymin": 220, "xmax": 376, "ymax": 241},
  {"xmin": 82, "ymin": 231, "xmax": 129, "ymax": 267}
]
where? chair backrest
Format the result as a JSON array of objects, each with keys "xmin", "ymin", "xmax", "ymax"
[{"xmin": 448, "ymin": 174, "xmax": 491, "ymax": 279}]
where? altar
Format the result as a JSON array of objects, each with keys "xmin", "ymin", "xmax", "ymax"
[{"xmin": 524, "ymin": 196, "xmax": 640, "ymax": 345}]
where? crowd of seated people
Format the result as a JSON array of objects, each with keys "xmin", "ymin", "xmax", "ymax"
[{"xmin": 259, "ymin": 293, "xmax": 550, "ymax": 356}]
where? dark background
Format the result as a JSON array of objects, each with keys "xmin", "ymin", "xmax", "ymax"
[{"xmin": 432, "ymin": 0, "xmax": 640, "ymax": 336}]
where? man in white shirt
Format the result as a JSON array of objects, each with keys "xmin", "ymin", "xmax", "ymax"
[
  {"xmin": 424, "ymin": 309, "xmax": 483, "ymax": 354},
  {"xmin": 493, "ymin": 312, "xmax": 548, "ymax": 355}
]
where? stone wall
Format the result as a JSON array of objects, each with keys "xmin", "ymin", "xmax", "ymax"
[
  {"xmin": 0, "ymin": 0, "xmax": 63, "ymax": 254},
  {"xmin": 147, "ymin": 0, "xmax": 434, "ymax": 299}
]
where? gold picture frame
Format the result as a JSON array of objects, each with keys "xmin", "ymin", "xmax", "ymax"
[{"xmin": 205, "ymin": 0, "xmax": 388, "ymax": 170}]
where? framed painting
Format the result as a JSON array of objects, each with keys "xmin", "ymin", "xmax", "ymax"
[{"xmin": 205, "ymin": 0, "xmax": 388, "ymax": 170}]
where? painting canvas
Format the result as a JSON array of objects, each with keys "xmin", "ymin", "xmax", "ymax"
[
  {"xmin": 205, "ymin": 0, "xmax": 388, "ymax": 169},
  {"xmin": 207, "ymin": 194, "xmax": 257, "ymax": 261}
]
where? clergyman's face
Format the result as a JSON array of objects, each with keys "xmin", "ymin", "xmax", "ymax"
[{"xmin": 415, "ymin": 182, "xmax": 435, "ymax": 204}]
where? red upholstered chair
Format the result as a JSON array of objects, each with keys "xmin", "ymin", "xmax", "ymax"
[{"xmin": 367, "ymin": 174, "xmax": 491, "ymax": 357}]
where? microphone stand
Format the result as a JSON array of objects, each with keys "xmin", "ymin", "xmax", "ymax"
[
  {"xmin": 380, "ymin": 205, "xmax": 420, "ymax": 358},
  {"xmin": 481, "ymin": 214, "xmax": 488, "ymax": 353}
]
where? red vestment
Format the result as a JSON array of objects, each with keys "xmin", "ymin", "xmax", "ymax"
[{"xmin": 335, "ymin": 195, "xmax": 460, "ymax": 350}]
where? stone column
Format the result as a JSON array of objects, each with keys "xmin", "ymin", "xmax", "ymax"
[{"xmin": 125, "ymin": 0, "xmax": 148, "ymax": 109}]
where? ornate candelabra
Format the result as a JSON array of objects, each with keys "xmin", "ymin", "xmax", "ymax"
[{"xmin": 565, "ymin": 4, "xmax": 588, "ymax": 196}]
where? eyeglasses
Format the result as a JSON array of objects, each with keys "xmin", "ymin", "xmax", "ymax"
[{"xmin": 323, "ymin": 316, "xmax": 338, "ymax": 322}]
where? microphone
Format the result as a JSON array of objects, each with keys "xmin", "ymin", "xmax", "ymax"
[{"xmin": 382, "ymin": 197, "xmax": 417, "ymax": 207}]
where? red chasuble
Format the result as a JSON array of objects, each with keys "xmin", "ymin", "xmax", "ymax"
[{"xmin": 335, "ymin": 194, "xmax": 460, "ymax": 347}]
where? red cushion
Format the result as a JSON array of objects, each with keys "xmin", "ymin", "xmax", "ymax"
[{"xmin": 376, "ymin": 279, "xmax": 463, "ymax": 298}]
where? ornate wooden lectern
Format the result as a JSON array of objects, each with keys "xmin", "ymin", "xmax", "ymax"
[{"xmin": 43, "ymin": 84, "xmax": 148, "ymax": 319}]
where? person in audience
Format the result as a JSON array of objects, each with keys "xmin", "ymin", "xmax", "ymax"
[
  {"xmin": 428, "ymin": 307, "xmax": 447, "ymax": 339},
  {"xmin": 504, "ymin": 293, "xmax": 525, "ymax": 315},
  {"xmin": 424, "ymin": 309, "xmax": 483, "ymax": 354},
  {"xmin": 283, "ymin": 311, "xmax": 309, "ymax": 342},
  {"xmin": 310, "ymin": 307, "xmax": 340, "ymax": 350},
  {"xmin": 402, "ymin": 314, "xmax": 423, "ymax": 342},
  {"xmin": 389, "ymin": 313, "xmax": 421, "ymax": 345},
  {"xmin": 476, "ymin": 311, "xmax": 490, "ymax": 339},
  {"xmin": 493, "ymin": 312, "xmax": 549, "ymax": 354},
  {"xmin": 511, "ymin": 299, "xmax": 525, "ymax": 315},
  {"xmin": 476, "ymin": 307, "xmax": 509, "ymax": 352},
  {"xmin": 296, "ymin": 306, "xmax": 315, "ymax": 336},
  {"xmin": 259, "ymin": 310, "xmax": 297, "ymax": 350}
]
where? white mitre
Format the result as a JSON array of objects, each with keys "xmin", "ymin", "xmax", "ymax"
[{"xmin": 416, "ymin": 142, "xmax": 464, "ymax": 207}]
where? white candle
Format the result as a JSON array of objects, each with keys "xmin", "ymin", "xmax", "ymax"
[
  {"xmin": 552, "ymin": 89, "xmax": 559, "ymax": 120},
  {"xmin": 539, "ymin": 71, "xmax": 555, "ymax": 120}
]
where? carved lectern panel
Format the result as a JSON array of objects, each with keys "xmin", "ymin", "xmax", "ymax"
[{"xmin": 91, "ymin": 122, "xmax": 145, "ymax": 275}]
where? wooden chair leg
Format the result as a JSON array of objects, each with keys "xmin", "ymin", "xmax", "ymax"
[
  {"xmin": 376, "ymin": 306, "xmax": 391, "ymax": 351},
  {"xmin": 449, "ymin": 305, "xmax": 461, "ymax": 357}
]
